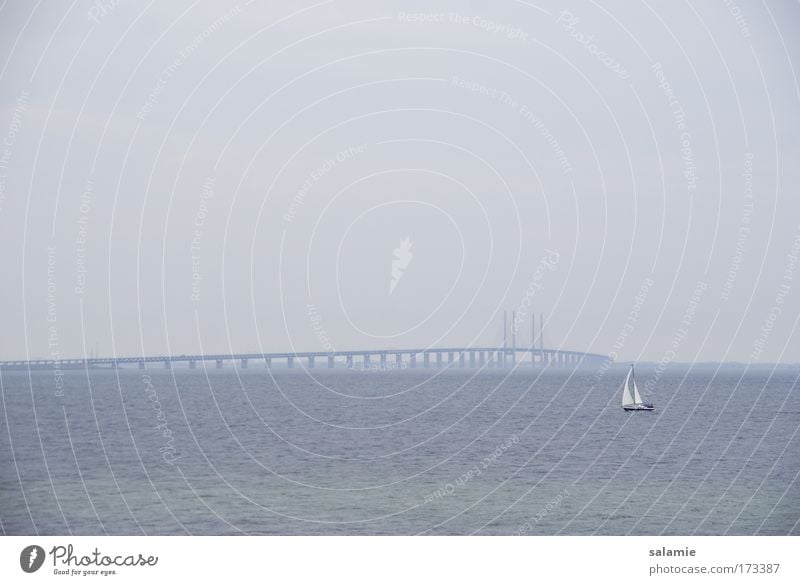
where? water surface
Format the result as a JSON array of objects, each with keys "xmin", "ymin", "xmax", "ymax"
[{"xmin": 1, "ymin": 365, "xmax": 797, "ymax": 535}]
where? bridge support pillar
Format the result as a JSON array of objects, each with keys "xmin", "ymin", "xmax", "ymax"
[
  {"xmin": 308, "ymin": 356, "xmax": 315, "ymax": 368},
  {"xmin": 189, "ymin": 360, "xmax": 196, "ymax": 369},
  {"xmin": 265, "ymin": 357, "xmax": 271, "ymax": 368},
  {"xmin": 423, "ymin": 353, "xmax": 430, "ymax": 368},
  {"xmin": 240, "ymin": 358, "xmax": 248, "ymax": 369},
  {"xmin": 287, "ymin": 356, "xmax": 294, "ymax": 369},
  {"xmin": 380, "ymin": 353, "xmax": 386, "ymax": 369},
  {"xmin": 346, "ymin": 355, "xmax": 353, "ymax": 368},
  {"xmin": 395, "ymin": 353, "xmax": 402, "ymax": 367},
  {"xmin": 448, "ymin": 352, "xmax": 454, "ymax": 366},
  {"xmin": 363, "ymin": 354, "xmax": 370, "ymax": 369},
  {"xmin": 139, "ymin": 360, "xmax": 145, "ymax": 369},
  {"xmin": 328, "ymin": 355, "xmax": 334, "ymax": 368},
  {"xmin": 216, "ymin": 359, "xmax": 223, "ymax": 369},
  {"xmin": 436, "ymin": 352, "xmax": 442, "ymax": 368},
  {"xmin": 469, "ymin": 351, "xmax": 475, "ymax": 368},
  {"xmin": 479, "ymin": 351, "xmax": 485, "ymax": 366},
  {"xmin": 459, "ymin": 352, "xmax": 465, "ymax": 368},
  {"xmin": 410, "ymin": 354, "xmax": 416, "ymax": 368}
]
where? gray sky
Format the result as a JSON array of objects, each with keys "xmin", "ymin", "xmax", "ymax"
[{"xmin": 1, "ymin": 0, "xmax": 799, "ymax": 363}]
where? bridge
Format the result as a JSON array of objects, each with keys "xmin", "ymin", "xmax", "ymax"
[
  {"xmin": 0, "ymin": 312, "xmax": 610, "ymax": 372},
  {"xmin": 0, "ymin": 346, "xmax": 608, "ymax": 371}
]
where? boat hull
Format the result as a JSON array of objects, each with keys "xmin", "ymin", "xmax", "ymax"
[{"xmin": 623, "ymin": 404, "xmax": 654, "ymax": 411}]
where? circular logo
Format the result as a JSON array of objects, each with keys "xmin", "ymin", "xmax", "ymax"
[{"xmin": 20, "ymin": 545, "xmax": 45, "ymax": 573}]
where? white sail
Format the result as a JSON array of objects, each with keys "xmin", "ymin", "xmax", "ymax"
[
  {"xmin": 632, "ymin": 369, "xmax": 643, "ymax": 404},
  {"xmin": 621, "ymin": 367, "xmax": 634, "ymax": 406}
]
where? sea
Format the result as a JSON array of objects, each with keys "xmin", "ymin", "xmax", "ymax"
[{"xmin": 1, "ymin": 364, "xmax": 797, "ymax": 535}]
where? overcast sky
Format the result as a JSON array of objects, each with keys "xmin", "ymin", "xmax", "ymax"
[{"xmin": 1, "ymin": 0, "xmax": 799, "ymax": 363}]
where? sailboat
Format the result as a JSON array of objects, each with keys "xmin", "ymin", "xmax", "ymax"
[{"xmin": 621, "ymin": 364, "xmax": 654, "ymax": 411}]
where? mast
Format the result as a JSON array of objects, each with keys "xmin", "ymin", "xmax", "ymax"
[
  {"xmin": 503, "ymin": 310, "xmax": 507, "ymax": 351},
  {"xmin": 540, "ymin": 312, "xmax": 543, "ymax": 352},
  {"xmin": 539, "ymin": 313, "xmax": 544, "ymax": 361},
  {"xmin": 511, "ymin": 310, "xmax": 516, "ymax": 365}
]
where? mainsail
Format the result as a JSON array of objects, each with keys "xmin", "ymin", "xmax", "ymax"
[
  {"xmin": 621, "ymin": 366, "xmax": 635, "ymax": 407},
  {"xmin": 632, "ymin": 367, "xmax": 643, "ymax": 404}
]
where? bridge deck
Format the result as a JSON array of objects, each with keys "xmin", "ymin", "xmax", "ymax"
[{"xmin": 0, "ymin": 347, "xmax": 609, "ymax": 369}]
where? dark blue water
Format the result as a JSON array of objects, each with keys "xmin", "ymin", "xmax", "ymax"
[{"xmin": 1, "ymin": 365, "xmax": 798, "ymax": 535}]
